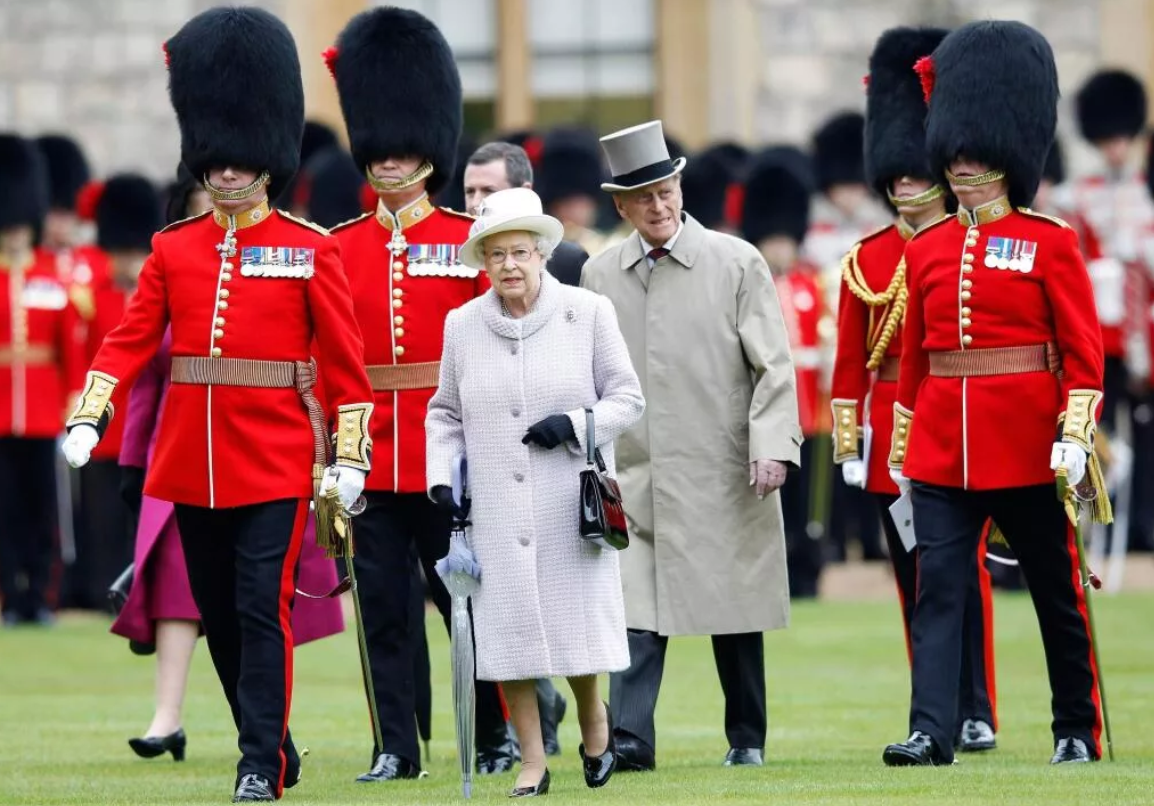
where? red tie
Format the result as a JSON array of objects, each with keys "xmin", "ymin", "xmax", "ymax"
[{"xmin": 647, "ymin": 247, "xmax": 669, "ymax": 261}]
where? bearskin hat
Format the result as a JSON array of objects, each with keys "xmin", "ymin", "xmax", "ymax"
[
  {"xmin": 163, "ymin": 164, "xmax": 204, "ymax": 225},
  {"xmin": 740, "ymin": 146, "xmax": 815, "ymax": 245},
  {"xmin": 35, "ymin": 134, "xmax": 90, "ymax": 212},
  {"xmin": 433, "ymin": 132, "xmax": 480, "ymax": 214},
  {"xmin": 681, "ymin": 142, "xmax": 750, "ymax": 230},
  {"xmin": 165, "ymin": 7, "xmax": 304, "ymax": 202},
  {"xmin": 813, "ymin": 111, "xmax": 866, "ymax": 191},
  {"xmin": 924, "ymin": 21, "xmax": 1058, "ymax": 208},
  {"xmin": 0, "ymin": 134, "xmax": 50, "ymax": 230},
  {"xmin": 328, "ymin": 7, "xmax": 462, "ymax": 196},
  {"xmin": 536, "ymin": 126, "xmax": 605, "ymax": 208},
  {"xmin": 1076, "ymin": 70, "xmax": 1147, "ymax": 142},
  {"xmin": 303, "ymin": 147, "xmax": 367, "ymax": 230},
  {"xmin": 95, "ymin": 174, "xmax": 162, "ymax": 252},
  {"xmin": 864, "ymin": 27, "xmax": 949, "ymax": 200}
]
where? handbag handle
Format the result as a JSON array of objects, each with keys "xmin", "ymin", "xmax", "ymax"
[{"xmin": 585, "ymin": 407, "xmax": 596, "ymax": 466}]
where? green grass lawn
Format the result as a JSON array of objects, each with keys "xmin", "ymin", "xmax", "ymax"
[{"xmin": 1, "ymin": 592, "xmax": 1152, "ymax": 805}]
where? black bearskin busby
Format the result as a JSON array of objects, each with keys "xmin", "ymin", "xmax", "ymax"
[
  {"xmin": 1042, "ymin": 139, "xmax": 1065, "ymax": 186},
  {"xmin": 35, "ymin": 134, "xmax": 90, "ymax": 212},
  {"xmin": 864, "ymin": 27, "xmax": 949, "ymax": 199},
  {"xmin": 681, "ymin": 142, "xmax": 750, "ymax": 230},
  {"xmin": 164, "ymin": 164, "xmax": 205, "ymax": 225},
  {"xmin": 925, "ymin": 21, "xmax": 1058, "ymax": 208},
  {"xmin": 328, "ymin": 7, "xmax": 462, "ymax": 196},
  {"xmin": 1076, "ymin": 69, "xmax": 1147, "ymax": 143},
  {"xmin": 537, "ymin": 127, "xmax": 605, "ymax": 209},
  {"xmin": 164, "ymin": 7, "xmax": 304, "ymax": 202},
  {"xmin": 813, "ymin": 112, "xmax": 866, "ymax": 192},
  {"xmin": 96, "ymin": 174, "xmax": 163, "ymax": 253},
  {"xmin": 304, "ymin": 147, "xmax": 367, "ymax": 230},
  {"xmin": 0, "ymin": 134, "xmax": 50, "ymax": 230},
  {"xmin": 434, "ymin": 132, "xmax": 480, "ymax": 213},
  {"xmin": 740, "ymin": 146, "xmax": 815, "ymax": 245},
  {"xmin": 281, "ymin": 120, "xmax": 344, "ymax": 210}
]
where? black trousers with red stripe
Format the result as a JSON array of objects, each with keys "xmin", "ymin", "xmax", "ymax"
[
  {"xmin": 875, "ymin": 494, "xmax": 996, "ymax": 733},
  {"xmin": 175, "ymin": 499, "xmax": 307, "ymax": 794},
  {"xmin": 908, "ymin": 482, "xmax": 1100, "ymax": 763}
]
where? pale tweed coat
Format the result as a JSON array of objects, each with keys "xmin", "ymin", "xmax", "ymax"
[
  {"xmin": 581, "ymin": 214, "xmax": 802, "ymax": 637},
  {"xmin": 426, "ymin": 271, "xmax": 645, "ymax": 681}
]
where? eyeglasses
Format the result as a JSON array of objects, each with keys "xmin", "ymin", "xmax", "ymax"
[{"xmin": 485, "ymin": 248, "xmax": 538, "ymax": 266}]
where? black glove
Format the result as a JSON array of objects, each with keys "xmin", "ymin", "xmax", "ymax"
[
  {"xmin": 120, "ymin": 466, "xmax": 146, "ymax": 516},
  {"xmin": 522, "ymin": 414, "xmax": 576, "ymax": 449},
  {"xmin": 431, "ymin": 485, "xmax": 464, "ymax": 518}
]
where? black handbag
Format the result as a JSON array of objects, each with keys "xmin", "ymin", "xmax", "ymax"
[
  {"xmin": 107, "ymin": 563, "xmax": 134, "ymax": 616},
  {"xmin": 579, "ymin": 408, "xmax": 629, "ymax": 550}
]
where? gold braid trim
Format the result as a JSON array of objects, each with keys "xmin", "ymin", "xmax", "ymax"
[
  {"xmin": 1057, "ymin": 404, "xmax": 1113, "ymax": 525},
  {"xmin": 841, "ymin": 245, "xmax": 909, "ymax": 370}
]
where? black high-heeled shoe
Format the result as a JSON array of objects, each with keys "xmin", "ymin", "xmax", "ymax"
[
  {"xmin": 578, "ymin": 702, "xmax": 617, "ymax": 788},
  {"xmin": 509, "ymin": 768, "xmax": 550, "ymax": 798},
  {"xmin": 128, "ymin": 728, "xmax": 186, "ymax": 761}
]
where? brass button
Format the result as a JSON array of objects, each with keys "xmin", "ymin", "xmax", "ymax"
[
  {"xmin": 963, "ymin": 265, "xmax": 974, "ymax": 274},
  {"xmin": 962, "ymin": 334, "xmax": 973, "ymax": 346},
  {"xmin": 961, "ymin": 307, "xmax": 972, "ymax": 316},
  {"xmin": 394, "ymin": 327, "xmax": 404, "ymax": 337},
  {"xmin": 394, "ymin": 315, "xmax": 404, "ymax": 325},
  {"xmin": 215, "ymin": 316, "xmax": 225, "ymax": 326},
  {"xmin": 211, "ymin": 347, "xmax": 223, "ymax": 358},
  {"xmin": 840, "ymin": 413, "xmax": 851, "ymax": 423},
  {"xmin": 218, "ymin": 300, "xmax": 229, "ymax": 310},
  {"xmin": 963, "ymin": 254, "xmax": 975, "ymax": 264},
  {"xmin": 961, "ymin": 318, "xmax": 972, "ymax": 328},
  {"xmin": 961, "ymin": 291, "xmax": 972, "ymax": 301},
  {"xmin": 392, "ymin": 299, "xmax": 403, "ymax": 309},
  {"xmin": 961, "ymin": 279, "xmax": 972, "ymax": 290},
  {"xmin": 393, "ymin": 272, "xmax": 403, "ymax": 282},
  {"xmin": 218, "ymin": 288, "xmax": 230, "ymax": 299},
  {"xmin": 841, "ymin": 435, "xmax": 852, "ymax": 445},
  {"xmin": 392, "ymin": 260, "xmax": 404, "ymax": 270},
  {"xmin": 394, "ymin": 345, "xmax": 405, "ymax": 356},
  {"xmin": 221, "ymin": 272, "xmax": 233, "ymax": 282},
  {"xmin": 393, "ymin": 288, "xmax": 403, "ymax": 298},
  {"xmin": 213, "ymin": 328, "xmax": 224, "ymax": 339}
]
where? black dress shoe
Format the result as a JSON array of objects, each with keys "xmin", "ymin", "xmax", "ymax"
[
  {"xmin": 724, "ymin": 747, "xmax": 764, "ymax": 766},
  {"xmin": 128, "ymin": 728, "xmax": 186, "ymax": 761},
  {"xmin": 356, "ymin": 752, "xmax": 422, "ymax": 782},
  {"xmin": 232, "ymin": 774, "xmax": 274, "ymax": 802},
  {"xmin": 1051, "ymin": 737, "xmax": 1094, "ymax": 764},
  {"xmin": 957, "ymin": 719, "xmax": 997, "ymax": 752},
  {"xmin": 578, "ymin": 702, "xmax": 616, "ymax": 788},
  {"xmin": 539, "ymin": 684, "xmax": 567, "ymax": 757},
  {"xmin": 477, "ymin": 732, "xmax": 520, "ymax": 775},
  {"xmin": 883, "ymin": 731, "xmax": 944, "ymax": 766},
  {"xmin": 509, "ymin": 768, "xmax": 550, "ymax": 798},
  {"xmin": 612, "ymin": 730, "xmax": 655, "ymax": 772}
]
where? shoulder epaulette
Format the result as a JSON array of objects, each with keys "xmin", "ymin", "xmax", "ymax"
[
  {"xmin": 853, "ymin": 223, "xmax": 896, "ymax": 250},
  {"xmin": 329, "ymin": 211, "xmax": 374, "ymax": 233},
  {"xmin": 159, "ymin": 210, "xmax": 211, "ymax": 233},
  {"xmin": 438, "ymin": 206, "xmax": 475, "ymax": 221},
  {"xmin": 278, "ymin": 209, "xmax": 331, "ymax": 236},
  {"xmin": 909, "ymin": 215, "xmax": 953, "ymax": 241},
  {"xmin": 1017, "ymin": 207, "xmax": 1071, "ymax": 229}
]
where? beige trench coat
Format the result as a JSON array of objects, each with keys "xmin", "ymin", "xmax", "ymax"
[{"xmin": 581, "ymin": 214, "xmax": 801, "ymax": 637}]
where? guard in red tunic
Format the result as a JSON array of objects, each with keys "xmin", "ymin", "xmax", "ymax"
[
  {"xmin": 832, "ymin": 26, "xmax": 999, "ymax": 752},
  {"xmin": 0, "ymin": 134, "xmax": 84, "ymax": 626},
  {"xmin": 740, "ymin": 146, "xmax": 829, "ymax": 598},
  {"xmin": 60, "ymin": 8, "xmax": 374, "ymax": 802},
  {"xmin": 883, "ymin": 21, "xmax": 1107, "ymax": 767},
  {"xmin": 324, "ymin": 7, "xmax": 515, "ymax": 782}
]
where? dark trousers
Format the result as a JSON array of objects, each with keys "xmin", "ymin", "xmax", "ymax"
[
  {"xmin": 1101, "ymin": 356, "xmax": 1154, "ymax": 552},
  {"xmin": 876, "ymin": 494, "xmax": 996, "ymax": 732},
  {"xmin": 174, "ymin": 499, "xmax": 307, "ymax": 794},
  {"xmin": 782, "ymin": 440, "xmax": 825, "ymax": 598},
  {"xmin": 0, "ymin": 437, "xmax": 57, "ymax": 619},
  {"xmin": 62, "ymin": 459, "xmax": 133, "ymax": 610},
  {"xmin": 354, "ymin": 491, "xmax": 507, "ymax": 767},
  {"xmin": 610, "ymin": 628, "xmax": 766, "ymax": 752},
  {"xmin": 829, "ymin": 473, "xmax": 884, "ymax": 562},
  {"xmin": 909, "ymin": 482, "xmax": 1100, "ymax": 762}
]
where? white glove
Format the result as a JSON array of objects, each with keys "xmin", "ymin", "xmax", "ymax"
[
  {"xmin": 62, "ymin": 425, "xmax": 100, "ymax": 469},
  {"xmin": 841, "ymin": 459, "xmax": 866, "ymax": 489},
  {"xmin": 889, "ymin": 466, "xmax": 911, "ymax": 495},
  {"xmin": 322, "ymin": 466, "xmax": 367, "ymax": 512},
  {"xmin": 1050, "ymin": 441, "xmax": 1088, "ymax": 487}
]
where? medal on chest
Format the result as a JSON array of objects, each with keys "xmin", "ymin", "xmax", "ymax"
[{"xmin": 984, "ymin": 236, "xmax": 1037, "ymax": 273}]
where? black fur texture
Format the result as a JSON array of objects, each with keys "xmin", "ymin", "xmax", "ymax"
[
  {"xmin": 740, "ymin": 146, "xmax": 815, "ymax": 245},
  {"xmin": 0, "ymin": 134, "xmax": 50, "ymax": 230},
  {"xmin": 813, "ymin": 112, "xmax": 865, "ymax": 191},
  {"xmin": 304, "ymin": 147, "xmax": 366, "ymax": 229},
  {"xmin": 681, "ymin": 142, "xmax": 749, "ymax": 230},
  {"xmin": 35, "ymin": 134, "xmax": 90, "ymax": 211},
  {"xmin": 1076, "ymin": 70, "xmax": 1147, "ymax": 142},
  {"xmin": 96, "ymin": 174, "xmax": 162, "ymax": 252},
  {"xmin": 536, "ymin": 126, "xmax": 604, "ymax": 207}
]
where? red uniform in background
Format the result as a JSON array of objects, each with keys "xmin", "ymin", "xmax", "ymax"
[{"xmin": 775, "ymin": 261, "xmax": 827, "ymax": 437}]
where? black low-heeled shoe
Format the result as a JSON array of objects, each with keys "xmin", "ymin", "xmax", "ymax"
[
  {"xmin": 578, "ymin": 702, "xmax": 617, "ymax": 788},
  {"xmin": 509, "ymin": 768, "xmax": 550, "ymax": 798},
  {"xmin": 128, "ymin": 728, "xmax": 186, "ymax": 761}
]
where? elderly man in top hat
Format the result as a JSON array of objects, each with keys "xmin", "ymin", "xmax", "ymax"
[
  {"xmin": 60, "ymin": 7, "xmax": 375, "ymax": 801},
  {"xmin": 324, "ymin": 6, "xmax": 518, "ymax": 782},
  {"xmin": 884, "ymin": 20, "xmax": 1106, "ymax": 767},
  {"xmin": 581, "ymin": 120, "xmax": 800, "ymax": 770}
]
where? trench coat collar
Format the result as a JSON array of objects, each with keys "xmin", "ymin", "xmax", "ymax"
[
  {"xmin": 618, "ymin": 212, "xmax": 706, "ymax": 272},
  {"xmin": 480, "ymin": 269, "xmax": 562, "ymax": 340}
]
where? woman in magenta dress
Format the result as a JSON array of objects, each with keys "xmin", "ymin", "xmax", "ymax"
[{"xmin": 111, "ymin": 170, "xmax": 344, "ymax": 760}]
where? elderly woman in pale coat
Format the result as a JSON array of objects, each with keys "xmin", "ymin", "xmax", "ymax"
[{"xmin": 426, "ymin": 188, "xmax": 644, "ymax": 797}]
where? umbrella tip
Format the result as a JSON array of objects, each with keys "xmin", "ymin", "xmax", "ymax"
[{"xmin": 464, "ymin": 782, "xmax": 472, "ymax": 798}]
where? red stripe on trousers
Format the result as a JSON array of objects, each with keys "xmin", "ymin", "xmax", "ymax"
[
  {"xmin": 275, "ymin": 499, "xmax": 308, "ymax": 797},
  {"xmin": 1064, "ymin": 520, "xmax": 1103, "ymax": 757},
  {"xmin": 976, "ymin": 528, "xmax": 998, "ymax": 731}
]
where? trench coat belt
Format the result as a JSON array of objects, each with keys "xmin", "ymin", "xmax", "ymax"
[
  {"xmin": 928, "ymin": 341, "xmax": 1062, "ymax": 379},
  {"xmin": 365, "ymin": 361, "xmax": 441, "ymax": 391},
  {"xmin": 0, "ymin": 344, "xmax": 57, "ymax": 366},
  {"xmin": 875, "ymin": 355, "xmax": 900, "ymax": 382},
  {"xmin": 170, "ymin": 355, "xmax": 328, "ymax": 465}
]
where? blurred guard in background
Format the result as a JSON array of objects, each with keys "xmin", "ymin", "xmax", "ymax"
[
  {"xmin": 740, "ymin": 146, "xmax": 829, "ymax": 599},
  {"xmin": 680, "ymin": 142, "xmax": 750, "ymax": 237},
  {"xmin": 834, "ymin": 26, "xmax": 998, "ymax": 752},
  {"xmin": 0, "ymin": 134, "xmax": 83, "ymax": 627},
  {"xmin": 537, "ymin": 127, "xmax": 611, "ymax": 257}
]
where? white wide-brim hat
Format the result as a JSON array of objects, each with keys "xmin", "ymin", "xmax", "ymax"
[
  {"xmin": 459, "ymin": 187, "xmax": 565, "ymax": 269},
  {"xmin": 599, "ymin": 120, "xmax": 687, "ymax": 192}
]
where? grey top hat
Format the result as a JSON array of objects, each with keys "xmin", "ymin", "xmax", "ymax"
[{"xmin": 599, "ymin": 120, "xmax": 688, "ymax": 192}]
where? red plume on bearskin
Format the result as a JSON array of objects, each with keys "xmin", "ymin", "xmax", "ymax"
[
  {"xmin": 861, "ymin": 74, "xmax": 870, "ymax": 91},
  {"xmin": 76, "ymin": 180, "xmax": 105, "ymax": 222},
  {"xmin": 724, "ymin": 182, "xmax": 745, "ymax": 230},
  {"xmin": 914, "ymin": 56, "xmax": 935, "ymax": 103},
  {"xmin": 162, "ymin": 41, "xmax": 170, "ymax": 68},
  {"xmin": 523, "ymin": 135, "xmax": 544, "ymax": 167},
  {"xmin": 322, "ymin": 46, "xmax": 338, "ymax": 79}
]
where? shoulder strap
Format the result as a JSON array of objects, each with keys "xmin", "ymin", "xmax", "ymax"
[{"xmin": 585, "ymin": 408, "xmax": 595, "ymax": 466}]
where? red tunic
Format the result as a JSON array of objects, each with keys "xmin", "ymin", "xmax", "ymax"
[
  {"xmin": 774, "ymin": 262, "xmax": 826, "ymax": 436},
  {"xmin": 893, "ymin": 202, "xmax": 1104, "ymax": 490},
  {"xmin": 831, "ymin": 222, "xmax": 912, "ymax": 495},
  {"xmin": 1, "ymin": 250, "xmax": 84, "ymax": 438},
  {"xmin": 67, "ymin": 202, "xmax": 374, "ymax": 509},
  {"xmin": 333, "ymin": 196, "xmax": 486, "ymax": 493},
  {"xmin": 78, "ymin": 249, "xmax": 132, "ymax": 461}
]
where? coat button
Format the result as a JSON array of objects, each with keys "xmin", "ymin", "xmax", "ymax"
[
  {"xmin": 221, "ymin": 272, "xmax": 233, "ymax": 282},
  {"xmin": 395, "ymin": 327, "xmax": 405, "ymax": 337},
  {"xmin": 511, "ymin": 343, "xmax": 519, "ymax": 355},
  {"xmin": 962, "ymin": 335, "xmax": 973, "ymax": 346},
  {"xmin": 962, "ymin": 254, "xmax": 974, "ymax": 264},
  {"xmin": 393, "ymin": 272, "xmax": 404, "ymax": 282},
  {"xmin": 961, "ymin": 307, "xmax": 972, "ymax": 316},
  {"xmin": 394, "ymin": 315, "xmax": 404, "ymax": 325},
  {"xmin": 215, "ymin": 316, "xmax": 225, "ymax": 326},
  {"xmin": 395, "ymin": 345, "xmax": 405, "ymax": 356},
  {"xmin": 514, "ymin": 472, "xmax": 524, "ymax": 482},
  {"xmin": 218, "ymin": 300, "xmax": 229, "ymax": 310},
  {"xmin": 393, "ymin": 299, "xmax": 402, "ymax": 309},
  {"xmin": 962, "ymin": 265, "xmax": 974, "ymax": 274},
  {"xmin": 512, "ymin": 407, "xmax": 521, "ymax": 417},
  {"xmin": 961, "ymin": 290, "xmax": 972, "ymax": 301},
  {"xmin": 218, "ymin": 288, "xmax": 230, "ymax": 299},
  {"xmin": 211, "ymin": 347, "xmax": 222, "ymax": 358},
  {"xmin": 961, "ymin": 279, "xmax": 972, "ymax": 290},
  {"xmin": 393, "ymin": 260, "xmax": 404, "ymax": 270},
  {"xmin": 393, "ymin": 288, "xmax": 403, "ymax": 298},
  {"xmin": 961, "ymin": 318, "xmax": 972, "ymax": 328},
  {"xmin": 519, "ymin": 536, "xmax": 530, "ymax": 546},
  {"xmin": 213, "ymin": 328, "xmax": 224, "ymax": 339}
]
